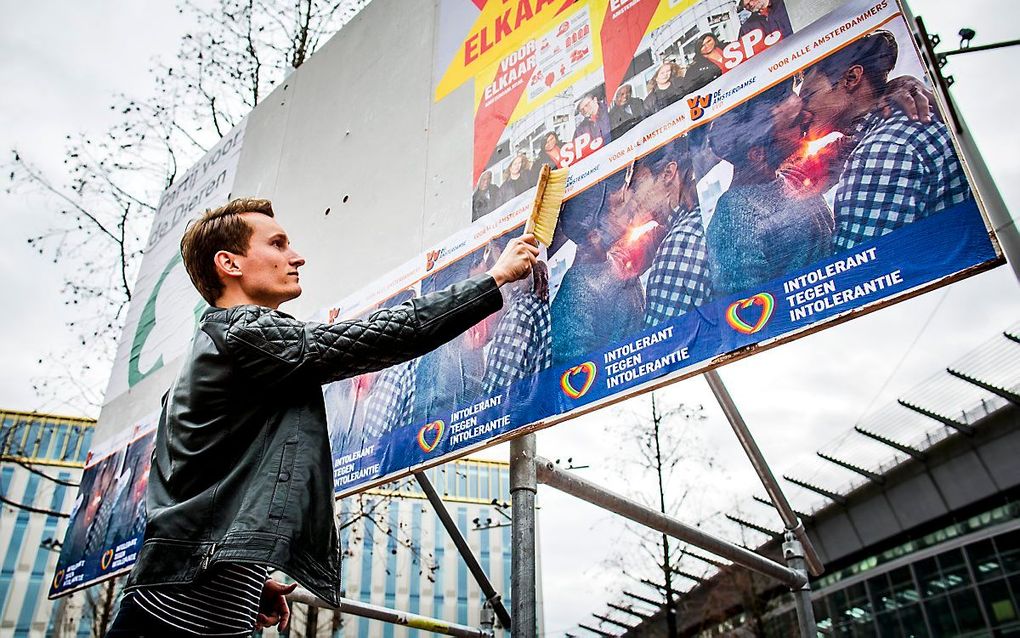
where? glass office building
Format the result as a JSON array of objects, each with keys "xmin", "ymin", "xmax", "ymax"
[
  {"xmin": 281, "ymin": 457, "xmax": 536, "ymax": 638},
  {"xmin": 763, "ymin": 502, "xmax": 1020, "ymax": 636},
  {"xmin": 0, "ymin": 409, "xmax": 94, "ymax": 638}
]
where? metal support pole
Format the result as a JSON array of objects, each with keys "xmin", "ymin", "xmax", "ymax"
[
  {"xmin": 289, "ymin": 588, "xmax": 492, "ymax": 638},
  {"xmin": 415, "ymin": 472, "xmax": 512, "ymax": 629},
  {"xmin": 511, "ymin": 433, "xmax": 538, "ymax": 638},
  {"xmin": 704, "ymin": 369, "xmax": 825, "ymax": 577},
  {"xmin": 535, "ymin": 455, "xmax": 805, "ymax": 588},
  {"xmin": 783, "ymin": 533, "xmax": 817, "ymax": 638},
  {"xmin": 909, "ymin": 11, "xmax": 1020, "ymax": 283}
]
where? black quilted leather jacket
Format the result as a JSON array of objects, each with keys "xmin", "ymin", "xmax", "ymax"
[{"xmin": 124, "ymin": 274, "xmax": 503, "ymax": 605}]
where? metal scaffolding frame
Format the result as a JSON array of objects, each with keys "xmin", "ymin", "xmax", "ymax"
[{"xmin": 505, "ymin": 369, "xmax": 823, "ymax": 638}]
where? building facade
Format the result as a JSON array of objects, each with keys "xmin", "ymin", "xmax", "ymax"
[
  {"xmin": 0, "ymin": 409, "xmax": 94, "ymax": 637},
  {"xmin": 581, "ymin": 325, "xmax": 1020, "ymax": 637},
  {"xmin": 283, "ymin": 457, "xmax": 540, "ymax": 638}
]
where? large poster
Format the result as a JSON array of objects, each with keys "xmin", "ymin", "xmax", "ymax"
[
  {"xmin": 327, "ymin": 0, "xmax": 1000, "ymax": 496},
  {"xmin": 103, "ymin": 123, "xmax": 246, "ymax": 404},
  {"xmin": 49, "ymin": 415, "xmax": 157, "ymax": 598}
]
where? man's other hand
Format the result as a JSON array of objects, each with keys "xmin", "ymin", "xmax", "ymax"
[
  {"xmin": 256, "ymin": 579, "xmax": 297, "ymax": 631},
  {"xmin": 488, "ymin": 235, "xmax": 540, "ymax": 286}
]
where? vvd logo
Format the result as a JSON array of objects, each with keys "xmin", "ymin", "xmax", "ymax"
[
  {"xmin": 425, "ymin": 250, "xmax": 441, "ymax": 272},
  {"xmin": 688, "ymin": 94, "xmax": 712, "ymax": 121}
]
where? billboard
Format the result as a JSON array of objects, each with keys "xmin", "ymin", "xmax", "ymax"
[
  {"xmin": 61, "ymin": 0, "xmax": 1002, "ymax": 592},
  {"xmin": 325, "ymin": 0, "xmax": 1000, "ymax": 496},
  {"xmin": 48, "ymin": 415, "xmax": 157, "ymax": 598},
  {"xmin": 103, "ymin": 123, "xmax": 246, "ymax": 404}
]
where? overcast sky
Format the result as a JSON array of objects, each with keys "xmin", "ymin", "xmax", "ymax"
[{"xmin": 1, "ymin": 1, "xmax": 1018, "ymax": 635}]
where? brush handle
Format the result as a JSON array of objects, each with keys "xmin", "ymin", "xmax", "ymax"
[{"xmin": 525, "ymin": 164, "xmax": 551, "ymax": 237}]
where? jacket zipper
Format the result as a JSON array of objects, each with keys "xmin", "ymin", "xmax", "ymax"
[{"xmin": 202, "ymin": 542, "xmax": 217, "ymax": 570}]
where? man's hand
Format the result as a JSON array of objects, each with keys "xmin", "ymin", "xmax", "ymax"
[
  {"xmin": 532, "ymin": 260, "xmax": 550, "ymax": 302},
  {"xmin": 256, "ymin": 579, "xmax": 297, "ymax": 631},
  {"xmin": 488, "ymin": 235, "xmax": 540, "ymax": 286},
  {"xmin": 882, "ymin": 76, "xmax": 937, "ymax": 124}
]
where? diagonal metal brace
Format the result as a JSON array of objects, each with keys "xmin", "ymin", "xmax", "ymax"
[
  {"xmin": 289, "ymin": 587, "xmax": 491, "ymax": 638},
  {"xmin": 535, "ymin": 455, "xmax": 806, "ymax": 589},
  {"xmin": 414, "ymin": 472, "xmax": 512, "ymax": 629}
]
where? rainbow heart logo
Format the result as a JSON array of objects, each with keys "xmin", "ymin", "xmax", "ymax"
[
  {"xmin": 560, "ymin": 362, "xmax": 597, "ymax": 399},
  {"xmin": 417, "ymin": 420, "xmax": 445, "ymax": 453},
  {"xmin": 100, "ymin": 549, "xmax": 115, "ymax": 571},
  {"xmin": 725, "ymin": 293, "xmax": 775, "ymax": 334}
]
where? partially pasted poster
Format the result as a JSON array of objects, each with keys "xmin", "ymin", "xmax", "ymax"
[
  {"xmin": 327, "ymin": 0, "xmax": 1000, "ymax": 496},
  {"xmin": 49, "ymin": 416, "xmax": 157, "ymax": 598}
]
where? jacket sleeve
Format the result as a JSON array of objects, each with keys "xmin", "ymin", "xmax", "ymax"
[{"xmin": 223, "ymin": 273, "xmax": 503, "ymax": 386}]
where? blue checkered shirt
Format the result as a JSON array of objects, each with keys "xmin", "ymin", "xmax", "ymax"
[
  {"xmin": 361, "ymin": 360, "xmax": 418, "ymax": 439},
  {"xmin": 483, "ymin": 292, "xmax": 552, "ymax": 394},
  {"xmin": 833, "ymin": 110, "xmax": 971, "ymax": 251},
  {"xmin": 643, "ymin": 205, "xmax": 713, "ymax": 327}
]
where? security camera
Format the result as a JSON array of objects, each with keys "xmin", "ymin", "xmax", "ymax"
[{"xmin": 959, "ymin": 28, "xmax": 976, "ymax": 48}]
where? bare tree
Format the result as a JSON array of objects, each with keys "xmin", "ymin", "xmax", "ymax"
[
  {"xmin": 592, "ymin": 392, "xmax": 718, "ymax": 637},
  {"xmin": 4, "ymin": 0, "xmax": 372, "ymax": 415}
]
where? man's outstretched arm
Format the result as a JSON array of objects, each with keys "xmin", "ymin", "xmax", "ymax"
[{"xmin": 222, "ymin": 236, "xmax": 540, "ymax": 386}]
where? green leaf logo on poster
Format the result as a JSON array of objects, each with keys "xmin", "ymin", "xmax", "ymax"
[{"xmin": 128, "ymin": 253, "xmax": 206, "ymax": 387}]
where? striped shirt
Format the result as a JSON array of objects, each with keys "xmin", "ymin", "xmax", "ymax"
[{"xmin": 128, "ymin": 562, "xmax": 268, "ymax": 635}]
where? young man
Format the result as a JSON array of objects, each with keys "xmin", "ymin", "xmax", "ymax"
[
  {"xmin": 706, "ymin": 81, "xmax": 833, "ymax": 297},
  {"xmin": 798, "ymin": 30, "xmax": 971, "ymax": 251},
  {"xmin": 107, "ymin": 198, "xmax": 538, "ymax": 636},
  {"xmin": 634, "ymin": 137, "xmax": 714, "ymax": 327}
]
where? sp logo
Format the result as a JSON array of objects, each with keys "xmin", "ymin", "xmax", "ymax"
[
  {"xmin": 688, "ymin": 94, "xmax": 712, "ymax": 121},
  {"xmin": 425, "ymin": 250, "xmax": 441, "ymax": 272}
]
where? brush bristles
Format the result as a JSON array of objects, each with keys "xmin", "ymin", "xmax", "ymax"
[{"xmin": 531, "ymin": 168, "xmax": 568, "ymax": 246}]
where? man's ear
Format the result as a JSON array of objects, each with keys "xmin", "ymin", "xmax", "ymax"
[
  {"xmin": 214, "ymin": 251, "xmax": 243, "ymax": 281},
  {"xmin": 662, "ymin": 160, "xmax": 679, "ymax": 184},
  {"xmin": 843, "ymin": 65, "xmax": 865, "ymax": 93}
]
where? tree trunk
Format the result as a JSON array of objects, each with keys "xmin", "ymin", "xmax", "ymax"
[{"xmin": 651, "ymin": 395, "xmax": 678, "ymax": 637}]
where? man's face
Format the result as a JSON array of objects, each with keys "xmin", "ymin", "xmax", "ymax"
[
  {"xmin": 800, "ymin": 69, "xmax": 850, "ymax": 137},
  {"xmin": 744, "ymin": 0, "xmax": 769, "ymax": 12},
  {"xmin": 630, "ymin": 167, "xmax": 668, "ymax": 222},
  {"xmin": 233, "ymin": 213, "xmax": 305, "ymax": 308},
  {"xmin": 479, "ymin": 171, "xmax": 492, "ymax": 189},
  {"xmin": 580, "ymin": 97, "xmax": 597, "ymax": 118},
  {"xmin": 769, "ymin": 91, "xmax": 806, "ymax": 163}
]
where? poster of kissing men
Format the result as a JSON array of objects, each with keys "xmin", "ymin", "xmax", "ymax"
[{"xmin": 325, "ymin": 0, "xmax": 1001, "ymax": 497}]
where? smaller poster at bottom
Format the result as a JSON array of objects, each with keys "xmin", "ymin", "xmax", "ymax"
[{"xmin": 49, "ymin": 415, "xmax": 157, "ymax": 599}]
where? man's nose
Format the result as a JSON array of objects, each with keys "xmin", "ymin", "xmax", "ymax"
[{"xmin": 290, "ymin": 252, "xmax": 306, "ymax": 268}]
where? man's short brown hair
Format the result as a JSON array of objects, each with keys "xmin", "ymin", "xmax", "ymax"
[{"xmin": 180, "ymin": 197, "xmax": 275, "ymax": 305}]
